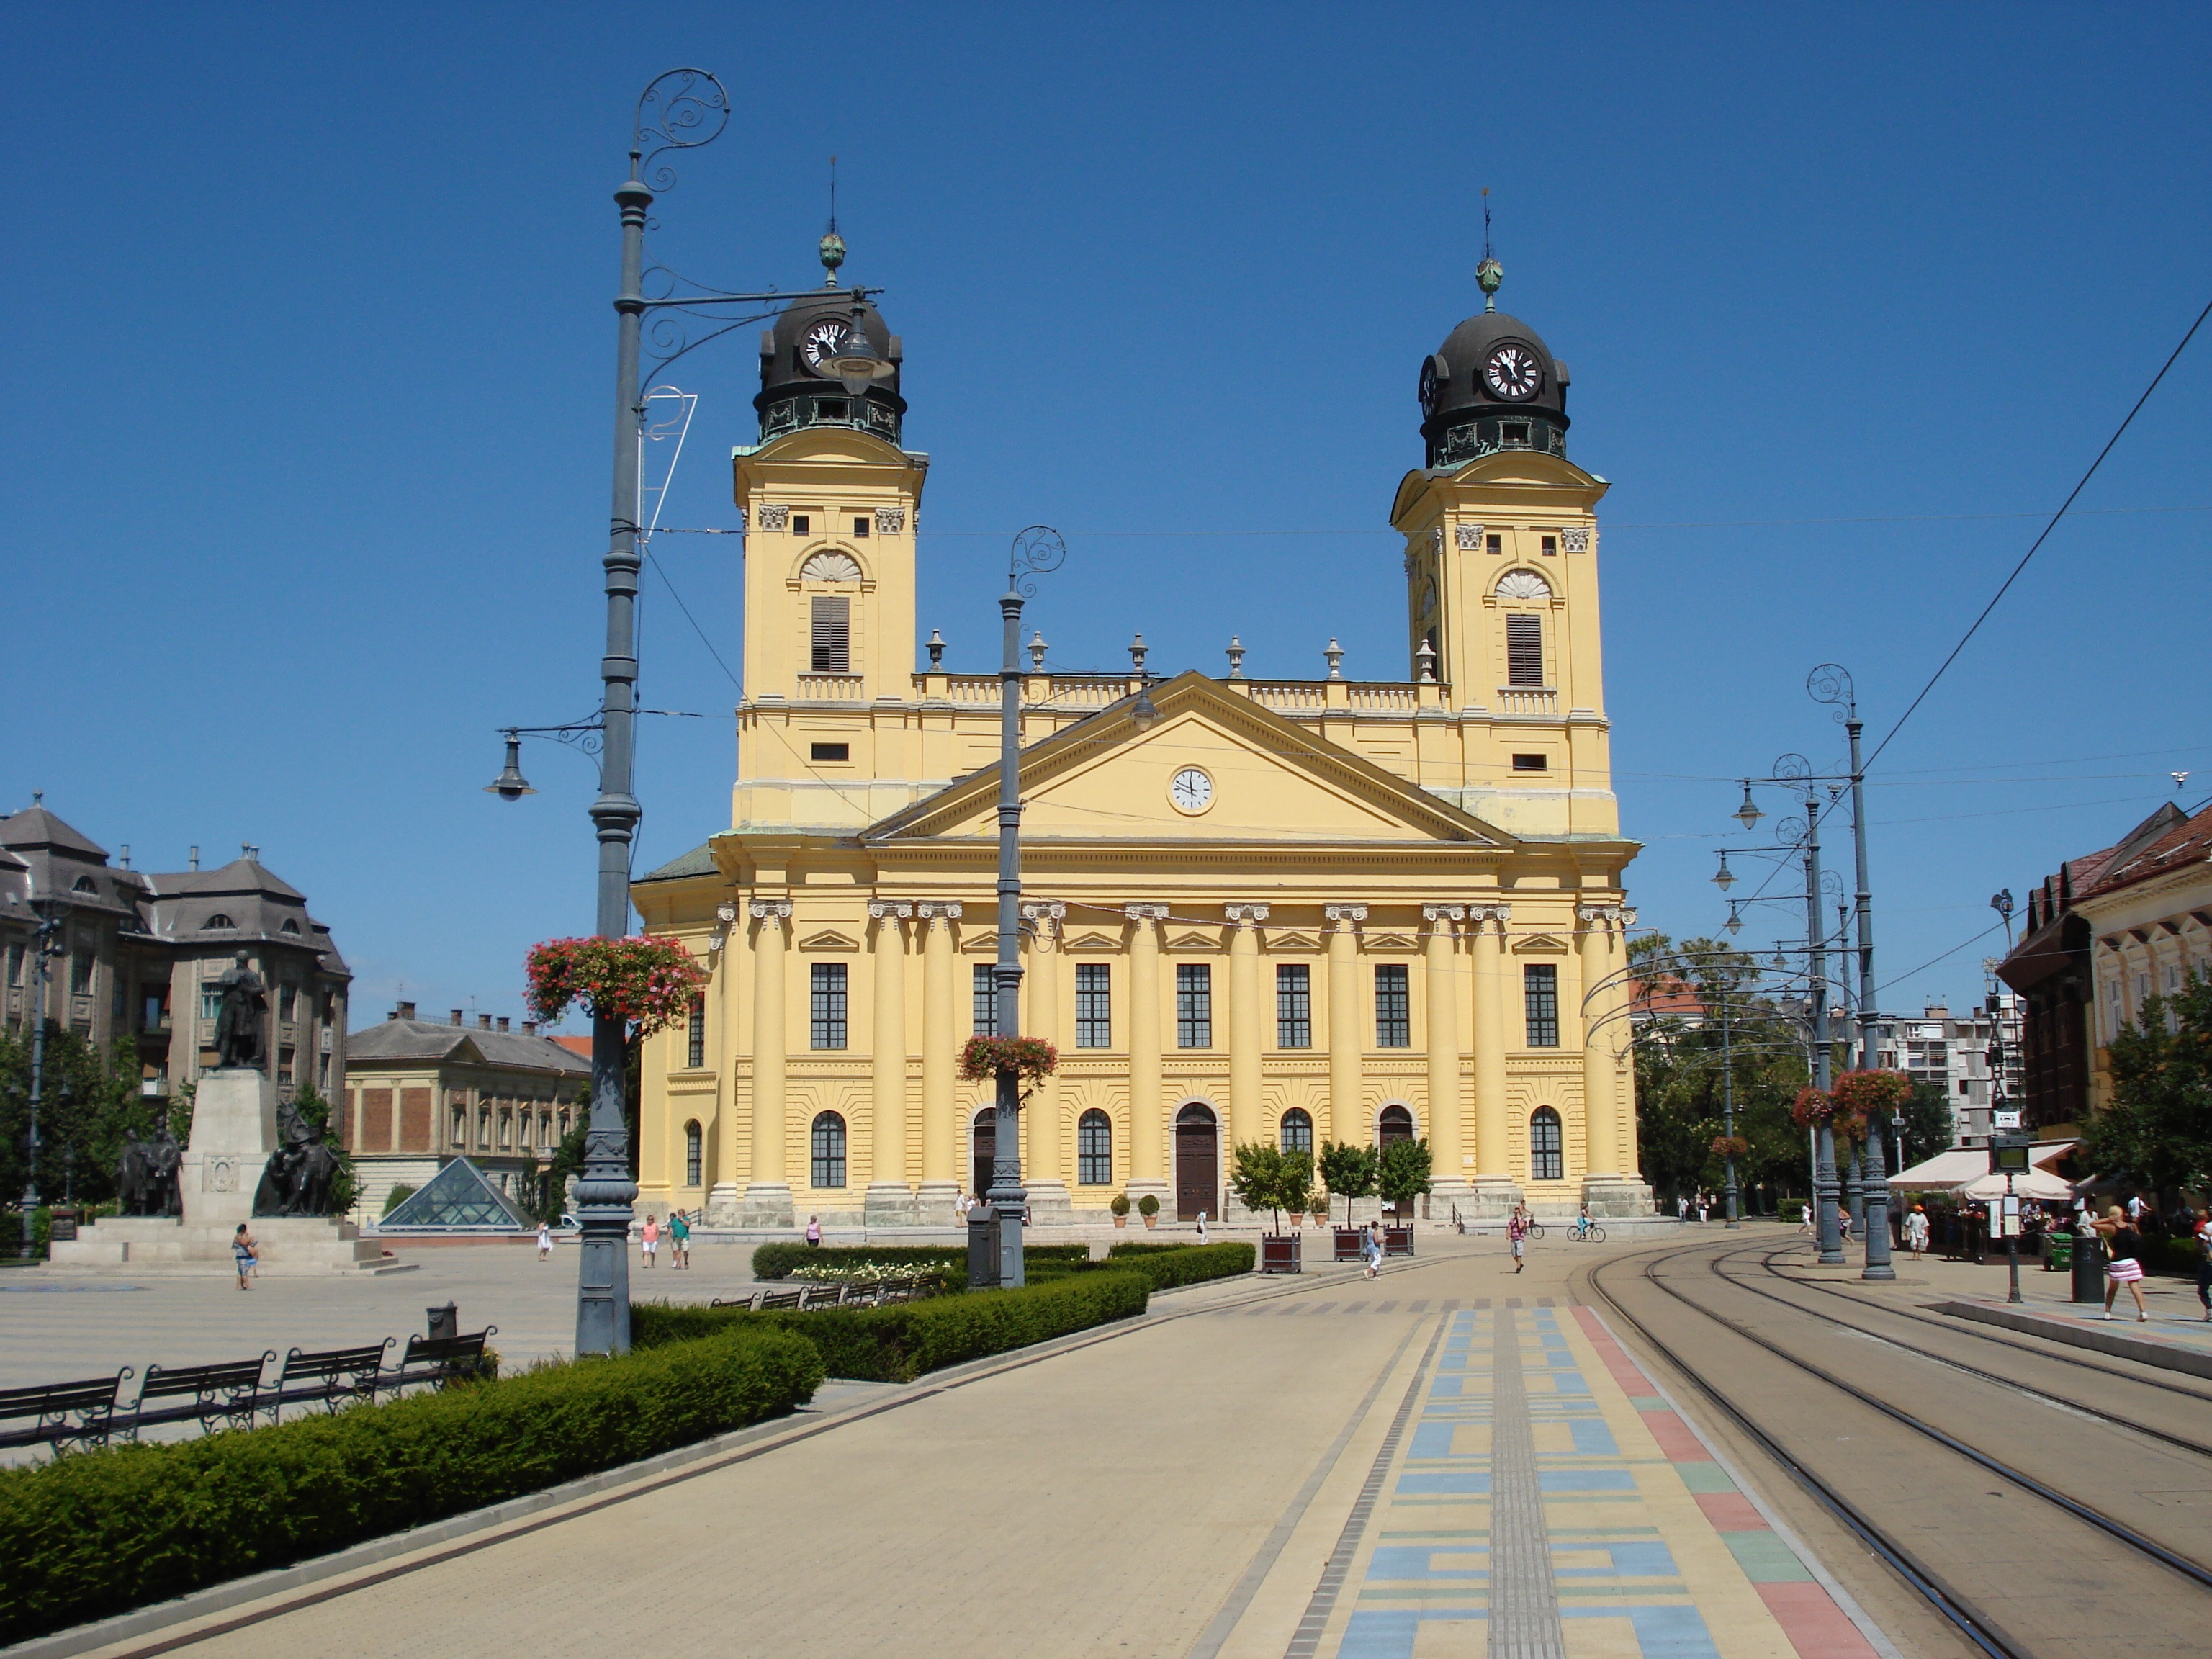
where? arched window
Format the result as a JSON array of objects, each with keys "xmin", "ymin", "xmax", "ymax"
[
  {"xmin": 71, "ymin": 876, "xmax": 96, "ymax": 894},
  {"xmin": 1077, "ymin": 1109, "xmax": 1112, "ymax": 1186},
  {"xmin": 1529, "ymin": 1107, "xmax": 1563, "ymax": 1182},
  {"xmin": 811, "ymin": 1111, "xmax": 847, "ymax": 1189},
  {"xmin": 1280, "ymin": 1107, "xmax": 1313, "ymax": 1155},
  {"xmin": 1377, "ymin": 1104, "xmax": 1414, "ymax": 1146},
  {"xmin": 281, "ymin": 917, "xmax": 302, "ymax": 934},
  {"xmin": 204, "ymin": 914, "xmax": 235, "ymax": 930},
  {"xmin": 684, "ymin": 1119, "xmax": 703, "ymax": 1187}
]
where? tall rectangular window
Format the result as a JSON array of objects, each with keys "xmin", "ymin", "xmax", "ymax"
[
  {"xmin": 1176, "ymin": 963, "xmax": 1212, "ymax": 1048},
  {"xmin": 1375, "ymin": 965, "xmax": 1411, "ymax": 1048},
  {"xmin": 810, "ymin": 595, "xmax": 850, "ymax": 673},
  {"xmin": 1506, "ymin": 613, "xmax": 1544, "ymax": 686},
  {"xmin": 71, "ymin": 951, "xmax": 92, "ymax": 997},
  {"xmin": 1524, "ymin": 964, "xmax": 1560, "ymax": 1048},
  {"xmin": 809, "ymin": 962, "xmax": 848, "ymax": 1050},
  {"xmin": 1075, "ymin": 963, "xmax": 1112, "ymax": 1048},
  {"xmin": 686, "ymin": 994, "xmax": 706, "ymax": 1069},
  {"xmin": 1277, "ymin": 964, "xmax": 1312, "ymax": 1048},
  {"xmin": 972, "ymin": 963, "xmax": 998, "ymax": 1036},
  {"xmin": 6, "ymin": 945, "xmax": 21, "ymax": 986}
]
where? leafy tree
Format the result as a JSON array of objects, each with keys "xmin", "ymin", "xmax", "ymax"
[
  {"xmin": 1316, "ymin": 1140, "xmax": 1377, "ymax": 1225},
  {"xmin": 0, "ymin": 1027, "xmax": 155, "ymax": 1212},
  {"xmin": 1377, "ymin": 1138, "xmax": 1433, "ymax": 1213},
  {"xmin": 381, "ymin": 1182, "xmax": 418, "ymax": 1218},
  {"xmin": 1897, "ymin": 1082, "xmax": 1954, "ymax": 1167},
  {"xmin": 2080, "ymin": 969, "xmax": 2212, "ymax": 1195},
  {"xmin": 1229, "ymin": 1143, "xmax": 1313, "ymax": 1235}
]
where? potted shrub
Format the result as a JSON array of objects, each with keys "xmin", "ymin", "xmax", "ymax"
[
  {"xmin": 1377, "ymin": 1137, "xmax": 1432, "ymax": 1256},
  {"xmin": 1310, "ymin": 1192, "xmax": 1329, "ymax": 1228},
  {"xmin": 1138, "ymin": 1192, "xmax": 1160, "ymax": 1228},
  {"xmin": 1110, "ymin": 1192, "xmax": 1130, "ymax": 1229},
  {"xmin": 1232, "ymin": 1143, "xmax": 1311, "ymax": 1274},
  {"xmin": 1320, "ymin": 1140, "xmax": 1379, "ymax": 1260}
]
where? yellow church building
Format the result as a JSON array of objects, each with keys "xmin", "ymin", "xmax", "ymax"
[{"xmin": 631, "ymin": 256, "xmax": 1649, "ymax": 1228}]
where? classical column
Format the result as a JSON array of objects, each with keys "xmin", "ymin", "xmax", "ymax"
[
  {"xmin": 1323, "ymin": 905, "xmax": 1366, "ymax": 1150},
  {"xmin": 1125, "ymin": 904, "xmax": 1170, "ymax": 1212},
  {"xmin": 1578, "ymin": 903, "xmax": 1651, "ymax": 1217},
  {"xmin": 1423, "ymin": 904, "xmax": 1472, "ymax": 1218},
  {"xmin": 1224, "ymin": 904, "xmax": 1269, "ymax": 1215},
  {"xmin": 740, "ymin": 900, "xmax": 794, "ymax": 1227},
  {"xmin": 914, "ymin": 902, "xmax": 962, "ymax": 1225},
  {"xmin": 864, "ymin": 901, "xmax": 914, "ymax": 1226},
  {"xmin": 706, "ymin": 900, "xmax": 742, "ymax": 1226},
  {"xmin": 1022, "ymin": 901, "xmax": 1072, "ymax": 1220},
  {"xmin": 1467, "ymin": 903, "xmax": 1519, "ymax": 1218}
]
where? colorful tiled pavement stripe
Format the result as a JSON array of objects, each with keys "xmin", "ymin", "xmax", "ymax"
[{"xmin": 1318, "ymin": 1300, "xmax": 1884, "ymax": 1659}]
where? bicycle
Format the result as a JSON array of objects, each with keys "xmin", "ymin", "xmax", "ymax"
[
  {"xmin": 1567, "ymin": 1219, "xmax": 1606, "ymax": 1243},
  {"xmin": 1524, "ymin": 1220, "xmax": 1547, "ymax": 1240}
]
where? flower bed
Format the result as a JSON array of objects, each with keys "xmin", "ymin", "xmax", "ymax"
[{"xmin": 749, "ymin": 1242, "xmax": 1087, "ymax": 1281}]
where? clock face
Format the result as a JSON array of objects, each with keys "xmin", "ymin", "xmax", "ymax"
[
  {"xmin": 1483, "ymin": 343, "xmax": 1542, "ymax": 401},
  {"xmin": 1418, "ymin": 355, "xmax": 1443, "ymax": 416},
  {"xmin": 801, "ymin": 318, "xmax": 850, "ymax": 370},
  {"xmin": 1169, "ymin": 767, "xmax": 1213, "ymax": 814}
]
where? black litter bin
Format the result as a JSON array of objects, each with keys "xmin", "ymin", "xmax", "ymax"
[
  {"xmin": 2071, "ymin": 1233, "xmax": 2104, "ymax": 1303},
  {"xmin": 966, "ymin": 1209, "xmax": 1000, "ymax": 1290},
  {"xmin": 427, "ymin": 1302, "xmax": 459, "ymax": 1340}
]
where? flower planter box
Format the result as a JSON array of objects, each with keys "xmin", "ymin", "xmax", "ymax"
[
  {"xmin": 1261, "ymin": 1233, "xmax": 1303, "ymax": 1274},
  {"xmin": 1333, "ymin": 1227, "xmax": 1365, "ymax": 1262},
  {"xmin": 1383, "ymin": 1226, "xmax": 1414, "ymax": 1259}
]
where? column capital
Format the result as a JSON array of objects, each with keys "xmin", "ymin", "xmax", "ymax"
[
  {"xmin": 1124, "ymin": 903, "xmax": 1171, "ymax": 922},
  {"xmin": 1577, "ymin": 903, "xmax": 1624, "ymax": 928},
  {"xmin": 1323, "ymin": 904, "xmax": 1368, "ymax": 928},
  {"xmin": 748, "ymin": 899, "xmax": 793, "ymax": 924},
  {"xmin": 1465, "ymin": 904, "xmax": 1512, "ymax": 930},
  {"xmin": 1224, "ymin": 903, "xmax": 1271, "ymax": 926},
  {"xmin": 1020, "ymin": 901, "xmax": 1066, "ymax": 922},
  {"xmin": 867, "ymin": 900, "xmax": 914, "ymax": 920},
  {"xmin": 1421, "ymin": 904, "xmax": 1466, "ymax": 926},
  {"xmin": 916, "ymin": 901, "xmax": 964, "ymax": 921}
]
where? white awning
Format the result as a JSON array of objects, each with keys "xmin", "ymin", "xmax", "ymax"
[
  {"xmin": 1959, "ymin": 1168, "xmax": 2074, "ymax": 1202},
  {"xmin": 1887, "ymin": 1149, "xmax": 1990, "ymax": 1190}
]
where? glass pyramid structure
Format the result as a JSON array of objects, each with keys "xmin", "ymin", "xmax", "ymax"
[{"xmin": 377, "ymin": 1156, "xmax": 534, "ymax": 1231}]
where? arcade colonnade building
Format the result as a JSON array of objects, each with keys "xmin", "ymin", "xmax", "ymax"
[{"xmin": 631, "ymin": 258, "xmax": 1651, "ymax": 1226}]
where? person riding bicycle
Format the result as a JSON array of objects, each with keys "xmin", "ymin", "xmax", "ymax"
[{"xmin": 1577, "ymin": 1200, "xmax": 1593, "ymax": 1238}]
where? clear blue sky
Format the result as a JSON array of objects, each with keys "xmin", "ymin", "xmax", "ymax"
[{"xmin": 5, "ymin": 4, "xmax": 2208, "ymax": 1033}]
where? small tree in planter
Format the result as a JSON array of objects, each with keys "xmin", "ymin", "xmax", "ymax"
[
  {"xmin": 1110, "ymin": 1192, "xmax": 1130, "ymax": 1228},
  {"xmin": 1377, "ymin": 1138, "xmax": 1433, "ymax": 1221},
  {"xmin": 1137, "ymin": 1192, "xmax": 1160, "ymax": 1228},
  {"xmin": 1318, "ymin": 1141, "xmax": 1379, "ymax": 1226},
  {"xmin": 1229, "ymin": 1143, "xmax": 1314, "ymax": 1235}
]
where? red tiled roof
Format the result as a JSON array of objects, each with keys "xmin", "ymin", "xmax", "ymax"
[
  {"xmin": 2085, "ymin": 800, "xmax": 2212, "ymax": 900},
  {"xmin": 552, "ymin": 1035, "xmax": 593, "ymax": 1059}
]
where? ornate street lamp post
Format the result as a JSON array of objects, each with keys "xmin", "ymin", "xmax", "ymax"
[
  {"xmin": 14, "ymin": 902, "xmax": 63, "ymax": 1257},
  {"xmin": 984, "ymin": 528, "xmax": 1066, "ymax": 1290}
]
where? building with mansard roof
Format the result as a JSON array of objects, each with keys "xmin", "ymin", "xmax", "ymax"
[{"xmin": 629, "ymin": 255, "xmax": 1649, "ymax": 1227}]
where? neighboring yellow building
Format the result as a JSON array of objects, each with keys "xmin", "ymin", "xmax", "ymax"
[
  {"xmin": 631, "ymin": 259, "xmax": 1649, "ymax": 1226},
  {"xmin": 2072, "ymin": 800, "xmax": 2212, "ymax": 1115}
]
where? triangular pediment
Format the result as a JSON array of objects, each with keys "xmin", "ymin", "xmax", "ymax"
[
  {"xmin": 1512, "ymin": 933, "xmax": 1568, "ymax": 954},
  {"xmin": 798, "ymin": 929, "xmax": 859, "ymax": 952},
  {"xmin": 1365, "ymin": 932, "xmax": 1416, "ymax": 950},
  {"xmin": 960, "ymin": 931, "xmax": 1000, "ymax": 953},
  {"xmin": 1269, "ymin": 931, "xmax": 1321, "ymax": 952},
  {"xmin": 1064, "ymin": 930, "xmax": 1121, "ymax": 951},
  {"xmin": 1166, "ymin": 930, "xmax": 1223, "ymax": 951},
  {"xmin": 865, "ymin": 673, "xmax": 1519, "ymax": 851}
]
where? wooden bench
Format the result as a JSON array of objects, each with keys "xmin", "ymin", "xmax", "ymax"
[
  {"xmin": 0, "ymin": 1370, "xmax": 130, "ymax": 1453},
  {"xmin": 130, "ymin": 1356, "xmax": 274, "ymax": 1437},
  {"xmin": 269, "ymin": 1340, "xmax": 395, "ymax": 1419},
  {"xmin": 754, "ymin": 1287, "xmax": 804, "ymax": 1312},
  {"xmin": 388, "ymin": 1328, "xmax": 496, "ymax": 1390},
  {"xmin": 709, "ymin": 1293, "xmax": 759, "ymax": 1312}
]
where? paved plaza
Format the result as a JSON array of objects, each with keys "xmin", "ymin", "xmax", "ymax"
[{"xmin": 22, "ymin": 1231, "xmax": 1904, "ymax": 1659}]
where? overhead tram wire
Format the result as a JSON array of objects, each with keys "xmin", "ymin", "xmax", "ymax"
[{"xmin": 1863, "ymin": 292, "xmax": 2212, "ymax": 773}]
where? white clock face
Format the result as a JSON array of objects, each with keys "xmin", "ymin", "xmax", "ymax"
[
  {"xmin": 1483, "ymin": 343, "xmax": 1542, "ymax": 401},
  {"xmin": 1169, "ymin": 768, "xmax": 1213, "ymax": 813},
  {"xmin": 801, "ymin": 318, "xmax": 850, "ymax": 369}
]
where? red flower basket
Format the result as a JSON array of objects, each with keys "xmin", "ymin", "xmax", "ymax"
[
  {"xmin": 1830, "ymin": 1068, "xmax": 1912, "ymax": 1118},
  {"xmin": 1710, "ymin": 1135, "xmax": 1750, "ymax": 1159},
  {"xmin": 1790, "ymin": 1087, "xmax": 1833, "ymax": 1129},
  {"xmin": 958, "ymin": 1035, "xmax": 1059, "ymax": 1087},
  {"xmin": 525, "ymin": 936, "xmax": 707, "ymax": 1038}
]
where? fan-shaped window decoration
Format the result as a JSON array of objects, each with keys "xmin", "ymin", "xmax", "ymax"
[
  {"xmin": 204, "ymin": 914, "xmax": 235, "ymax": 930},
  {"xmin": 800, "ymin": 550, "xmax": 863, "ymax": 582},
  {"xmin": 281, "ymin": 918, "xmax": 302, "ymax": 934},
  {"xmin": 684, "ymin": 1119, "xmax": 703, "ymax": 1187},
  {"xmin": 71, "ymin": 876, "xmax": 96, "ymax": 894},
  {"xmin": 811, "ymin": 1110, "xmax": 847, "ymax": 1189},
  {"xmin": 1077, "ymin": 1109, "xmax": 1112, "ymax": 1186},
  {"xmin": 1280, "ymin": 1107, "xmax": 1313, "ymax": 1156},
  {"xmin": 1529, "ymin": 1107, "xmax": 1563, "ymax": 1182},
  {"xmin": 1495, "ymin": 568, "xmax": 1552, "ymax": 601}
]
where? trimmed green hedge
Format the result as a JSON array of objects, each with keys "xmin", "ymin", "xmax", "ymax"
[
  {"xmin": 750, "ymin": 1242, "xmax": 1089, "ymax": 1280},
  {"xmin": 0, "ymin": 1327, "xmax": 822, "ymax": 1646},
  {"xmin": 1110, "ymin": 1241, "xmax": 1255, "ymax": 1288},
  {"xmin": 635, "ymin": 1271, "xmax": 1149, "ymax": 1380}
]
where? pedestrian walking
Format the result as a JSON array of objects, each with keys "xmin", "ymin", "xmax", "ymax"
[
  {"xmin": 2193, "ymin": 1208, "xmax": 2211, "ymax": 1322},
  {"xmin": 1797, "ymin": 1202, "xmax": 1815, "ymax": 1236},
  {"xmin": 1677, "ymin": 1194, "xmax": 1689, "ymax": 1222},
  {"xmin": 1903, "ymin": 1204, "xmax": 1930, "ymax": 1259},
  {"xmin": 1361, "ymin": 1220, "xmax": 1382, "ymax": 1279},
  {"xmin": 2125, "ymin": 1192, "xmax": 2149, "ymax": 1231},
  {"xmin": 1196, "ymin": 1210, "xmax": 1208, "ymax": 1244},
  {"xmin": 805, "ymin": 1214, "xmax": 822, "ymax": 1247},
  {"xmin": 536, "ymin": 1220, "xmax": 552, "ymax": 1261},
  {"xmin": 1508, "ymin": 1205, "xmax": 1529, "ymax": 1274},
  {"xmin": 1838, "ymin": 1205, "xmax": 1853, "ymax": 1244},
  {"xmin": 640, "ymin": 1214, "xmax": 659, "ymax": 1269},
  {"xmin": 1696, "ymin": 1193, "xmax": 1709, "ymax": 1225},
  {"xmin": 670, "ymin": 1209, "xmax": 691, "ymax": 1269},
  {"xmin": 232, "ymin": 1223, "xmax": 257, "ymax": 1290},
  {"xmin": 2092, "ymin": 1205, "xmax": 2150, "ymax": 1321}
]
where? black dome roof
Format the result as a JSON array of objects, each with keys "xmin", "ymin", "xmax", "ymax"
[
  {"xmin": 755, "ymin": 286, "xmax": 906, "ymax": 446},
  {"xmin": 1418, "ymin": 305, "xmax": 1570, "ymax": 467}
]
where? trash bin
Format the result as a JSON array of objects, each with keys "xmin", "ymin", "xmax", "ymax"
[
  {"xmin": 2071, "ymin": 1234, "xmax": 2103, "ymax": 1304},
  {"xmin": 2045, "ymin": 1234, "xmax": 2072, "ymax": 1273},
  {"xmin": 427, "ymin": 1302, "xmax": 458, "ymax": 1341},
  {"xmin": 965, "ymin": 1208, "xmax": 1000, "ymax": 1290}
]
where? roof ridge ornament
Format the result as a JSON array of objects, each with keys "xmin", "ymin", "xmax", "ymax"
[
  {"xmin": 819, "ymin": 153, "xmax": 845, "ymax": 284},
  {"xmin": 1476, "ymin": 186, "xmax": 1502, "ymax": 313}
]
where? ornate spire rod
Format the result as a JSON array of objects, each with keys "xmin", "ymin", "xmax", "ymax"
[{"xmin": 1476, "ymin": 186, "xmax": 1502, "ymax": 313}]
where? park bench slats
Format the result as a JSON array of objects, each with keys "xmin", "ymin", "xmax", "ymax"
[
  {"xmin": 271, "ymin": 1340, "xmax": 395, "ymax": 1419},
  {"xmin": 130, "ymin": 1355, "xmax": 276, "ymax": 1436},
  {"xmin": 0, "ymin": 1370, "xmax": 130, "ymax": 1452},
  {"xmin": 389, "ymin": 1328, "xmax": 497, "ymax": 1390},
  {"xmin": 755, "ymin": 1287, "xmax": 804, "ymax": 1310}
]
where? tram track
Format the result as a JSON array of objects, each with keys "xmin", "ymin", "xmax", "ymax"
[{"xmin": 1583, "ymin": 1236, "xmax": 2212, "ymax": 1659}]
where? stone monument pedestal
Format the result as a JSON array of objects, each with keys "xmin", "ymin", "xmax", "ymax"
[{"xmin": 180, "ymin": 1069, "xmax": 278, "ymax": 1225}]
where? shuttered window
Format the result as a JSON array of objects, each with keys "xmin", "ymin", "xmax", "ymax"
[
  {"xmin": 810, "ymin": 595, "xmax": 850, "ymax": 673},
  {"xmin": 1506, "ymin": 613, "xmax": 1544, "ymax": 686}
]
